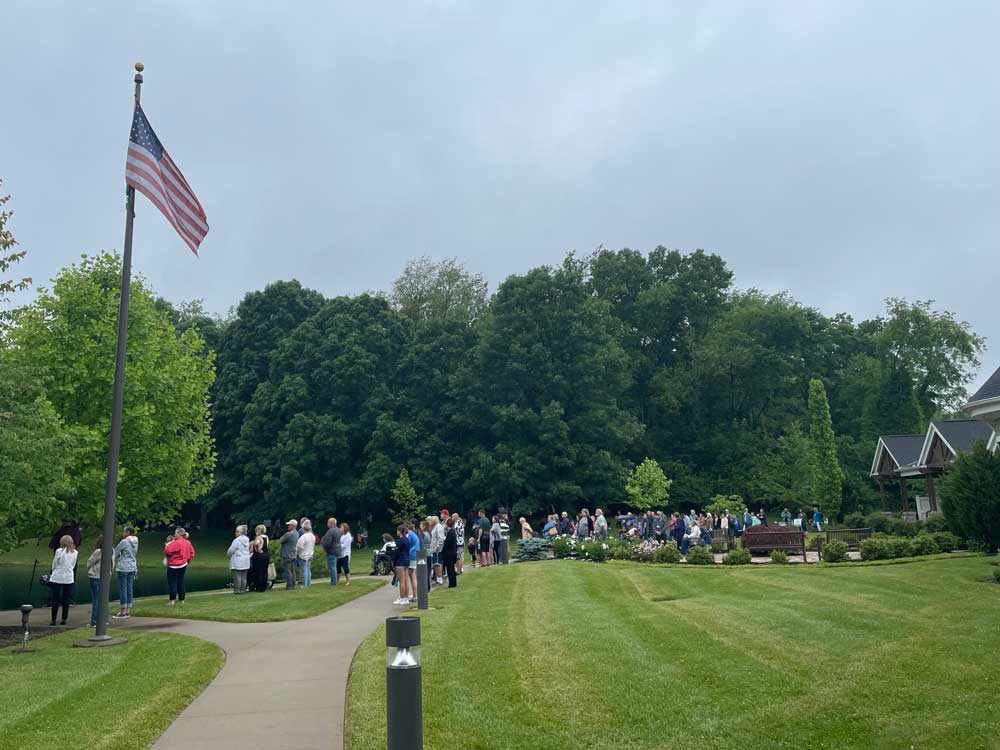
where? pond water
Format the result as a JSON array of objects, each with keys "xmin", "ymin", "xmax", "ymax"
[{"xmin": 0, "ymin": 563, "xmax": 230, "ymax": 610}]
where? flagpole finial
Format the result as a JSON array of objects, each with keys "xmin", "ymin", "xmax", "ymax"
[{"xmin": 135, "ymin": 62, "xmax": 144, "ymax": 72}]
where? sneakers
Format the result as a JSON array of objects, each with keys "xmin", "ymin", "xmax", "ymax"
[
  {"xmin": 111, "ymin": 612, "xmax": 129, "ymax": 619},
  {"xmin": 392, "ymin": 598, "xmax": 403, "ymax": 605},
  {"xmin": 436, "ymin": 577, "xmax": 444, "ymax": 585},
  {"xmin": 393, "ymin": 597, "xmax": 410, "ymax": 605}
]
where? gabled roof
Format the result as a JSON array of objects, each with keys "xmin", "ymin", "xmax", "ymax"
[
  {"xmin": 870, "ymin": 434, "xmax": 925, "ymax": 477},
  {"xmin": 917, "ymin": 419, "xmax": 995, "ymax": 467},
  {"xmin": 968, "ymin": 365, "xmax": 1000, "ymax": 405}
]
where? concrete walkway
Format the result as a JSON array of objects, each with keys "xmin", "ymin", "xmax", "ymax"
[{"xmin": 1, "ymin": 583, "xmax": 398, "ymax": 750}]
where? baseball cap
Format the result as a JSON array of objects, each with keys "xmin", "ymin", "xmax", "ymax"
[
  {"xmin": 441, "ymin": 509, "xmax": 449, "ymax": 516},
  {"xmin": 285, "ymin": 519, "xmax": 298, "ymax": 526}
]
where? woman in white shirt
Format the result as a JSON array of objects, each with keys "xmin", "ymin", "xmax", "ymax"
[
  {"xmin": 50, "ymin": 535, "xmax": 78, "ymax": 626},
  {"xmin": 296, "ymin": 519, "xmax": 315, "ymax": 588},
  {"xmin": 338, "ymin": 523, "xmax": 353, "ymax": 587},
  {"xmin": 226, "ymin": 525, "xmax": 251, "ymax": 594}
]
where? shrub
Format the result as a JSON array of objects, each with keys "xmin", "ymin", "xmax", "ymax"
[
  {"xmin": 653, "ymin": 543, "xmax": 681, "ymax": 564},
  {"xmin": 633, "ymin": 539, "xmax": 663, "ymax": 562},
  {"xmin": 806, "ymin": 535, "xmax": 821, "ymax": 550},
  {"xmin": 684, "ymin": 545, "xmax": 714, "ymax": 565},
  {"xmin": 770, "ymin": 549, "xmax": 790, "ymax": 564},
  {"xmin": 821, "ymin": 539, "xmax": 850, "ymax": 563},
  {"xmin": 723, "ymin": 544, "xmax": 752, "ymax": 565},
  {"xmin": 843, "ymin": 512, "xmax": 868, "ymax": 529},
  {"xmin": 865, "ymin": 513, "xmax": 893, "ymax": 534},
  {"xmin": 886, "ymin": 536, "xmax": 915, "ymax": 558},
  {"xmin": 887, "ymin": 518, "xmax": 919, "ymax": 537},
  {"xmin": 911, "ymin": 534, "xmax": 941, "ymax": 556},
  {"xmin": 513, "ymin": 537, "xmax": 552, "ymax": 562},
  {"xmin": 578, "ymin": 539, "xmax": 608, "ymax": 562},
  {"xmin": 860, "ymin": 536, "xmax": 891, "ymax": 561},
  {"xmin": 923, "ymin": 512, "xmax": 948, "ymax": 533},
  {"xmin": 605, "ymin": 538, "xmax": 633, "ymax": 560},
  {"xmin": 552, "ymin": 536, "xmax": 574, "ymax": 559},
  {"xmin": 928, "ymin": 531, "xmax": 962, "ymax": 552}
]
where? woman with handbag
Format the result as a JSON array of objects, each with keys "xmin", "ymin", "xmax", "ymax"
[
  {"xmin": 249, "ymin": 524, "xmax": 270, "ymax": 592},
  {"xmin": 49, "ymin": 535, "xmax": 78, "ymax": 626}
]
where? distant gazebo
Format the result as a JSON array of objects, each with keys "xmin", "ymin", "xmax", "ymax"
[{"xmin": 870, "ymin": 419, "xmax": 995, "ymax": 516}]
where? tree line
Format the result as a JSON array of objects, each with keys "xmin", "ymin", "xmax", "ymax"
[{"xmin": 0, "ymin": 181, "xmax": 985, "ymax": 546}]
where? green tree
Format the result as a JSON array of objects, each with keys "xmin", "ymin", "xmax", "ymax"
[
  {"xmin": 390, "ymin": 468, "xmax": 426, "ymax": 526},
  {"xmin": 624, "ymin": 458, "xmax": 671, "ymax": 510},
  {"xmin": 807, "ymin": 378, "xmax": 844, "ymax": 520},
  {"xmin": 875, "ymin": 298, "xmax": 984, "ymax": 414},
  {"xmin": 10, "ymin": 253, "xmax": 215, "ymax": 525},
  {"xmin": 939, "ymin": 442, "xmax": 1000, "ymax": 551},
  {"xmin": 0, "ymin": 181, "xmax": 31, "ymax": 329},
  {"xmin": 0, "ymin": 356, "xmax": 81, "ymax": 552},
  {"xmin": 392, "ymin": 256, "xmax": 488, "ymax": 324}
]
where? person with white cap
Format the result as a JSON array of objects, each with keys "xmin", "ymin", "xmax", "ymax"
[{"xmin": 279, "ymin": 519, "xmax": 300, "ymax": 590}]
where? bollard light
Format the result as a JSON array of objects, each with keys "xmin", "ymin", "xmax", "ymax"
[
  {"xmin": 386, "ymin": 616, "xmax": 422, "ymax": 750},
  {"xmin": 13, "ymin": 604, "xmax": 34, "ymax": 654},
  {"xmin": 415, "ymin": 557, "xmax": 429, "ymax": 610}
]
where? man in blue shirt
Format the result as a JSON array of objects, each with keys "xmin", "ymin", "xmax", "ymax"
[{"xmin": 812, "ymin": 506, "xmax": 823, "ymax": 532}]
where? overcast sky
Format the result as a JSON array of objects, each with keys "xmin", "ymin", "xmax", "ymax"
[{"xmin": 3, "ymin": 1, "xmax": 998, "ymax": 385}]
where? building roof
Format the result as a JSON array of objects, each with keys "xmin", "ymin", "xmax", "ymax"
[
  {"xmin": 870, "ymin": 434, "xmax": 925, "ymax": 477},
  {"xmin": 880, "ymin": 435, "xmax": 926, "ymax": 467},
  {"xmin": 931, "ymin": 419, "xmax": 995, "ymax": 454},
  {"xmin": 968, "ymin": 365, "xmax": 1000, "ymax": 405}
]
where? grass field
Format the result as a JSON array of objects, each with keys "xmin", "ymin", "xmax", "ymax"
[
  {"xmin": 346, "ymin": 556, "xmax": 1000, "ymax": 750},
  {"xmin": 134, "ymin": 577, "xmax": 385, "ymax": 622},
  {"xmin": 0, "ymin": 627, "xmax": 223, "ymax": 750}
]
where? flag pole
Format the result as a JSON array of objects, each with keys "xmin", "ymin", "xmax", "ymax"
[{"xmin": 86, "ymin": 62, "xmax": 144, "ymax": 646}]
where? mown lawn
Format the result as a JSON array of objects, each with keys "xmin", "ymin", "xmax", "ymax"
[
  {"xmin": 134, "ymin": 577, "xmax": 384, "ymax": 622},
  {"xmin": 0, "ymin": 628, "xmax": 223, "ymax": 750},
  {"xmin": 347, "ymin": 556, "xmax": 1000, "ymax": 750}
]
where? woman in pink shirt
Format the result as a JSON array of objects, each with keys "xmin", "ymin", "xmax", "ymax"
[{"xmin": 164, "ymin": 528, "xmax": 196, "ymax": 606}]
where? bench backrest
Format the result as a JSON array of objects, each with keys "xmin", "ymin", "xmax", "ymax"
[
  {"xmin": 741, "ymin": 528, "xmax": 805, "ymax": 546},
  {"xmin": 824, "ymin": 528, "xmax": 871, "ymax": 548}
]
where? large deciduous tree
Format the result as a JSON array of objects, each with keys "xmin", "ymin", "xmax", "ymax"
[
  {"xmin": 392, "ymin": 256, "xmax": 488, "ymax": 324},
  {"xmin": 10, "ymin": 253, "xmax": 215, "ymax": 525},
  {"xmin": 625, "ymin": 458, "xmax": 671, "ymax": 510}
]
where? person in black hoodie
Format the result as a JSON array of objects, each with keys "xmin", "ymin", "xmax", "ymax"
[
  {"xmin": 442, "ymin": 517, "xmax": 458, "ymax": 588},
  {"xmin": 392, "ymin": 525, "xmax": 411, "ymax": 605}
]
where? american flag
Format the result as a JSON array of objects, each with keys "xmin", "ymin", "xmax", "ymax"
[{"xmin": 125, "ymin": 104, "xmax": 208, "ymax": 255}]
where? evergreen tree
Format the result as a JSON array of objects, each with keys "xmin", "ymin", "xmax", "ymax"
[
  {"xmin": 807, "ymin": 378, "xmax": 844, "ymax": 520},
  {"xmin": 939, "ymin": 442, "xmax": 1000, "ymax": 551},
  {"xmin": 391, "ymin": 468, "xmax": 426, "ymax": 526}
]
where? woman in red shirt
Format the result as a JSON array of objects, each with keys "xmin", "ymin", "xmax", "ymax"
[{"xmin": 164, "ymin": 528, "xmax": 196, "ymax": 606}]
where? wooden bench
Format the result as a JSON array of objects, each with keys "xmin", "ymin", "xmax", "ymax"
[
  {"xmin": 740, "ymin": 528, "xmax": 808, "ymax": 562},
  {"xmin": 707, "ymin": 528, "xmax": 734, "ymax": 552},
  {"xmin": 824, "ymin": 528, "xmax": 871, "ymax": 550}
]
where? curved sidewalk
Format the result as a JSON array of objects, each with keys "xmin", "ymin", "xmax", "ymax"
[{"xmin": 2, "ymin": 583, "xmax": 397, "ymax": 750}]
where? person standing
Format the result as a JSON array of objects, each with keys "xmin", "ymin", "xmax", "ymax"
[
  {"xmin": 227, "ymin": 525, "xmax": 251, "ymax": 594},
  {"xmin": 520, "ymin": 516, "xmax": 534, "ymax": 540},
  {"xmin": 112, "ymin": 527, "xmax": 138, "ymax": 618},
  {"xmin": 575, "ymin": 511, "xmax": 590, "ymax": 541},
  {"xmin": 453, "ymin": 512, "xmax": 466, "ymax": 575},
  {"xmin": 498, "ymin": 514, "xmax": 511, "ymax": 564},
  {"xmin": 653, "ymin": 511, "xmax": 666, "ymax": 542},
  {"xmin": 249, "ymin": 525, "xmax": 270, "ymax": 592},
  {"xmin": 430, "ymin": 516, "xmax": 445, "ymax": 585},
  {"xmin": 48, "ymin": 535, "xmax": 78, "ymax": 626},
  {"xmin": 442, "ymin": 516, "xmax": 458, "ymax": 588},
  {"xmin": 780, "ymin": 507, "xmax": 792, "ymax": 525},
  {"xmin": 490, "ymin": 515, "xmax": 502, "ymax": 565},
  {"xmin": 593, "ymin": 509, "xmax": 608, "ymax": 541},
  {"xmin": 296, "ymin": 519, "xmax": 315, "ymax": 588},
  {"xmin": 406, "ymin": 523, "xmax": 420, "ymax": 601},
  {"xmin": 164, "ymin": 527, "xmax": 195, "ymax": 606},
  {"xmin": 557, "ymin": 511, "xmax": 572, "ymax": 536},
  {"xmin": 86, "ymin": 536, "xmax": 105, "ymax": 627},
  {"xmin": 393, "ymin": 525, "xmax": 411, "ymax": 605},
  {"xmin": 321, "ymin": 517, "xmax": 342, "ymax": 585},
  {"xmin": 420, "ymin": 520, "xmax": 433, "ymax": 589},
  {"xmin": 476, "ymin": 510, "xmax": 491, "ymax": 567},
  {"xmin": 280, "ymin": 519, "xmax": 300, "ymax": 590},
  {"xmin": 812, "ymin": 506, "xmax": 823, "ymax": 532},
  {"xmin": 338, "ymin": 522, "xmax": 353, "ymax": 586}
]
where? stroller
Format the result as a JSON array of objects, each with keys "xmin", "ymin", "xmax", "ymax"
[{"xmin": 370, "ymin": 544, "xmax": 395, "ymax": 576}]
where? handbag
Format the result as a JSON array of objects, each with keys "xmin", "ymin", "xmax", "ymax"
[
  {"xmin": 39, "ymin": 573, "xmax": 51, "ymax": 586},
  {"xmin": 267, "ymin": 562, "xmax": 277, "ymax": 581}
]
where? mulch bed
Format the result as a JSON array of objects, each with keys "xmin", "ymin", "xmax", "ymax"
[{"xmin": 0, "ymin": 625, "xmax": 66, "ymax": 649}]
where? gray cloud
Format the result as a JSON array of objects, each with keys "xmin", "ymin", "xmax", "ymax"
[{"xmin": 3, "ymin": 1, "xmax": 997, "ymax": 384}]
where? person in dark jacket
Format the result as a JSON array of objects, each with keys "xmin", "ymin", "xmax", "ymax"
[
  {"xmin": 279, "ymin": 520, "xmax": 300, "ymax": 590},
  {"xmin": 557, "ymin": 512, "xmax": 572, "ymax": 536},
  {"xmin": 671, "ymin": 513, "xmax": 685, "ymax": 547},
  {"xmin": 320, "ymin": 518, "xmax": 342, "ymax": 585},
  {"xmin": 442, "ymin": 517, "xmax": 459, "ymax": 588},
  {"xmin": 393, "ymin": 525, "xmax": 412, "ymax": 605}
]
